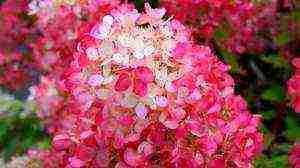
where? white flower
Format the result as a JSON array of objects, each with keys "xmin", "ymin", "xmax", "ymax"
[
  {"xmin": 102, "ymin": 15, "xmax": 114, "ymax": 27},
  {"xmin": 28, "ymin": 0, "xmax": 40, "ymax": 15},
  {"xmin": 143, "ymin": 45, "xmax": 155, "ymax": 57},
  {"xmin": 117, "ymin": 34, "xmax": 133, "ymax": 47},
  {"xmin": 112, "ymin": 53, "xmax": 125, "ymax": 64},
  {"xmin": 155, "ymin": 66, "xmax": 168, "ymax": 88},
  {"xmin": 161, "ymin": 39, "xmax": 175, "ymax": 52},
  {"xmin": 161, "ymin": 26, "xmax": 173, "ymax": 38},
  {"xmin": 86, "ymin": 47, "xmax": 101, "ymax": 61},
  {"xmin": 131, "ymin": 39, "xmax": 145, "ymax": 50},
  {"xmin": 90, "ymin": 24, "xmax": 111, "ymax": 40},
  {"xmin": 132, "ymin": 42, "xmax": 155, "ymax": 59},
  {"xmin": 27, "ymin": 87, "xmax": 36, "ymax": 101},
  {"xmin": 133, "ymin": 49, "xmax": 145, "ymax": 59},
  {"xmin": 100, "ymin": 40, "xmax": 114, "ymax": 56}
]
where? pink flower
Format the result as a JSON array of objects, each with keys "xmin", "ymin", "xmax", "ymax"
[
  {"xmin": 115, "ymin": 73, "xmax": 132, "ymax": 92},
  {"xmin": 115, "ymin": 66, "xmax": 154, "ymax": 97},
  {"xmin": 289, "ymin": 143, "xmax": 300, "ymax": 168},
  {"xmin": 68, "ymin": 157, "xmax": 85, "ymax": 168},
  {"xmin": 123, "ymin": 148, "xmax": 143, "ymax": 167},
  {"xmin": 52, "ymin": 134, "xmax": 72, "ymax": 151},
  {"xmin": 288, "ymin": 57, "xmax": 300, "ymax": 113}
]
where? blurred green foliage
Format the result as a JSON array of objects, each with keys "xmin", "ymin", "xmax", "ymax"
[
  {"xmin": 255, "ymin": 154, "xmax": 289, "ymax": 168},
  {"xmin": 261, "ymin": 84, "xmax": 285, "ymax": 103},
  {"xmin": 0, "ymin": 114, "xmax": 50, "ymax": 161},
  {"xmin": 285, "ymin": 111, "xmax": 300, "ymax": 141},
  {"xmin": 0, "ymin": 91, "xmax": 50, "ymax": 162}
]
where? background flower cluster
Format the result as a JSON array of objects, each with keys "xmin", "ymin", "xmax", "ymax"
[{"xmin": 0, "ymin": 0, "xmax": 299, "ymax": 167}]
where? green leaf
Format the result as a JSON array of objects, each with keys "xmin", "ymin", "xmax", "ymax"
[
  {"xmin": 214, "ymin": 29, "xmax": 228, "ymax": 40},
  {"xmin": 219, "ymin": 49, "xmax": 240, "ymax": 73},
  {"xmin": 261, "ymin": 85, "xmax": 285, "ymax": 102},
  {"xmin": 3, "ymin": 138, "xmax": 18, "ymax": 161},
  {"xmin": 37, "ymin": 137, "xmax": 51, "ymax": 150},
  {"xmin": 274, "ymin": 143, "xmax": 292, "ymax": 155},
  {"xmin": 19, "ymin": 137, "xmax": 35, "ymax": 155},
  {"xmin": 271, "ymin": 155, "xmax": 289, "ymax": 168},
  {"xmin": 275, "ymin": 32, "xmax": 290, "ymax": 46},
  {"xmin": 285, "ymin": 115, "xmax": 300, "ymax": 141},
  {"xmin": 0, "ymin": 115, "xmax": 49, "ymax": 160},
  {"xmin": 292, "ymin": 11, "xmax": 300, "ymax": 21},
  {"xmin": 260, "ymin": 54, "xmax": 290, "ymax": 70},
  {"xmin": 261, "ymin": 110, "xmax": 276, "ymax": 121},
  {"xmin": 0, "ymin": 122, "xmax": 8, "ymax": 139},
  {"xmin": 263, "ymin": 132, "xmax": 274, "ymax": 148},
  {"xmin": 134, "ymin": 0, "xmax": 145, "ymax": 11},
  {"xmin": 254, "ymin": 154, "xmax": 289, "ymax": 168},
  {"xmin": 8, "ymin": 100, "xmax": 23, "ymax": 114}
]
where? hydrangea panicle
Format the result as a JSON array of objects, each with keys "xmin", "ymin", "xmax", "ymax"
[{"xmin": 31, "ymin": 3, "xmax": 263, "ymax": 167}]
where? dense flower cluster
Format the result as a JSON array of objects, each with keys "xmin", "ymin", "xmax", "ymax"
[
  {"xmin": 0, "ymin": 0, "xmax": 37, "ymax": 90},
  {"xmin": 160, "ymin": 0, "xmax": 278, "ymax": 54},
  {"xmin": 28, "ymin": 76, "xmax": 67, "ymax": 134},
  {"xmin": 30, "ymin": 4, "xmax": 263, "ymax": 167},
  {"xmin": 29, "ymin": 0, "xmax": 121, "ymax": 77},
  {"xmin": 289, "ymin": 143, "xmax": 300, "ymax": 168},
  {"xmin": 0, "ymin": 0, "xmax": 122, "ymax": 90},
  {"xmin": 288, "ymin": 58, "xmax": 300, "ymax": 113}
]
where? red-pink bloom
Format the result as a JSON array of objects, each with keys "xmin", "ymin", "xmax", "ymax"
[
  {"xmin": 160, "ymin": 0, "xmax": 278, "ymax": 54},
  {"xmin": 0, "ymin": 0, "xmax": 37, "ymax": 90},
  {"xmin": 29, "ymin": 0, "xmax": 121, "ymax": 79},
  {"xmin": 30, "ymin": 3, "xmax": 263, "ymax": 167},
  {"xmin": 52, "ymin": 134, "xmax": 72, "ymax": 151},
  {"xmin": 288, "ymin": 58, "xmax": 300, "ymax": 113},
  {"xmin": 289, "ymin": 143, "xmax": 300, "ymax": 168}
]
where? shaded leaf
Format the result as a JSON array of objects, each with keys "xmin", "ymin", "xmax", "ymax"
[
  {"xmin": 260, "ymin": 54, "xmax": 290, "ymax": 70},
  {"xmin": 261, "ymin": 85, "xmax": 285, "ymax": 102},
  {"xmin": 275, "ymin": 32, "xmax": 290, "ymax": 46},
  {"xmin": 285, "ymin": 114, "xmax": 300, "ymax": 141},
  {"xmin": 219, "ymin": 49, "xmax": 240, "ymax": 73}
]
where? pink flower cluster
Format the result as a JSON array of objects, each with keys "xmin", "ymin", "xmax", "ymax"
[
  {"xmin": 0, "ymin": 0, "xmax": 36, "ymax": 90},
  {"xmin": 30, "ymin": 4, "xmax": 263, "ymax": 167},
  {"xmin": 28, "ymin": 76, "xmax": 70, "ymax": 134},
  {"xmin": 0, "ymin": 0, "xmax": 122, "ymax": 90},
  {"xmin": 160, "ymin": 0, "xmax": 278, "ymax": 54},
  {"xmin": 289, "ymin": 143, "xmax": 300, "ymax": 168},
  {"xmin": 29, "ymin": 0, "xmax": 121, "ymax": 77},
  {"xmin": 288, "ymin": 58, "xmax": 300, "ymax": 113}
]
